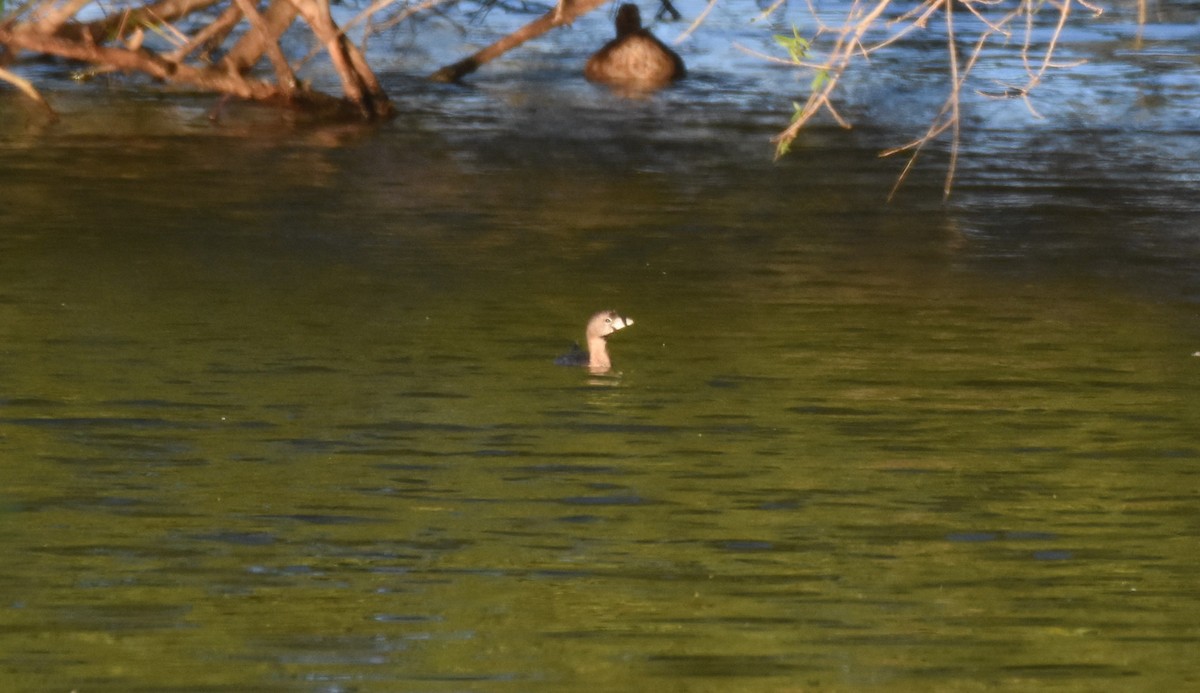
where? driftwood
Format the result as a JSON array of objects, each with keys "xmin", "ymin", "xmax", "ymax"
[
  {"xmin": 0, "ymin": 0, "xmax": 634, "ymax": 117},
  {"xmin": 429, "ymin": 0, "xmax": 610, "ymax": 83},
  {"xmin": 0, "ymin": 0, "xmax": 392, "ymax": 118}
]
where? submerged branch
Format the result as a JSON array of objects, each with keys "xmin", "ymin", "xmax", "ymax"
[
  {"xmin": 0, "ymin": 0, "xmax": 399, "ymax": 119},
  {"xmin": 230, "ymin": 0, "xmax": 296, "ymax": 92},
  {"xmin": 0, "ymin": 64, "xmax": 57, "ymax": 118},
  {"xmin": 223, "ymin": 0, "xmax": 298, "ymax": 76},
  {"xmin": 429, "ymin": 0, "xmax": 609, "ymax": 83},
  {"xmin": 2, "ymin": 0, "xmax": 609, "ymax": 116},
  {"xmin": 0, "ymin": 24, "xmax": 284, "ymax": 99},
  {"xmin": 59, "ymin": 0, "xmax": 225, "ymax": 44}
]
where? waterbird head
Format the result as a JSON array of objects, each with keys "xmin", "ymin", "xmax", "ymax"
[{"xmin": 586, "ymin": 309, "xmax": 634, "ymax": 340}]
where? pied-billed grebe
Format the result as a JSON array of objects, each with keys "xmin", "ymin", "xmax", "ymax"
[
  {"xmin": 585, "ymin": 4, "xmax": 685, "ymax": 90},
  {"xmin": 555, "ymin": 310, "xmax": 635, "ymax": 372}
]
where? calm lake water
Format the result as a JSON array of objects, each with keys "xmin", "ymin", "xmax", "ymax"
[{"xmin": 1, "ymin": 1, "xmax": 1199, "ymax": 691}]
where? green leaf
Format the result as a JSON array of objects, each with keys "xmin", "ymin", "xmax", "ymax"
[
  {"xmin": 773, "ymin": 25, "xmax": 811, "ymax": 64},
  {"xmin": 775, "ymin": 137, "xmax": 792, "ymax": 158},
  {"xmin": 810, "ymin": 69, "xmax": 829, "ymax": 92}
]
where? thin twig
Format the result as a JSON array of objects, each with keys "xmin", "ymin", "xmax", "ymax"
[
  {"xmin": 732, "ymin": 41, "xmax": 828, "ymax": 70},
  {"xmin": 942, "ymin": 0, "xmax": 959, "ymax": 200},
  {"xmin": 769, "ymin": 0, "xmax": 1094, "ymax": 198},
  {"xmin": 773, "ymin": 0, "xmax": 894, "ymax": 152},
  {"xmin": 36, "ymin": 0, "xmax": 90, "ymax": 35},
  {"xmin": 0, "ymin": 64, "xmax": 57, "ymax": 118},
  {"xmin": 673, "ymin": 0, "xmax": 715, "ymax": 45},
  {"xmin": 750, "ymin": 0, "xmax": 787, "ymax": 24},
  {"xmin": 356, "ymin": 0, "xmax": 453, "ymax": 39},
  {"xmin": 166, "ymin": 3, "xmax": 241, "ymax": 63},
  {"xmin": 142, "ymin": 8, "xmax": 190, "ymax": 46}
]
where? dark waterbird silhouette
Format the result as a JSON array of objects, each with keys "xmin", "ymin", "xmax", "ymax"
[{"xmin": 585, "ymin": 4, "xmax": 685, "ymax": 90}]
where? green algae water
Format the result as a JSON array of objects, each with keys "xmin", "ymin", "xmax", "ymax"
[
  {"xmin": 2, "ymin": 6, "xmax": 1200, "ymax": 690},
  {"xmin": 2, "ymin": 129, "xmax": 1197, "ymax": 691}
]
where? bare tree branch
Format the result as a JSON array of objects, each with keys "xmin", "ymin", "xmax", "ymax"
[
  {"xmin": 0, "ymin": 63, "xmax": 57, "ymax": 117},
  {"xmin": 223, "ymin": 0, "xmax": 299, "ymax": 73},
  {"xmin": 429, "ymin": 0, "xmax": 609, "ymax": 83},
  {"xmin": 285, "ymin": 0, "xmax": 391, "ymax": 117},
  {"xmin": 771, "ymin": 0, "xmax": 1103, "ymax": 198},
  {"xmin": 0, "ymin": 23, "xmax": 282, "ymax": 98},
  {"xmin": 230, "ymin": 0, "xmax": 297, "ymax": 92}
]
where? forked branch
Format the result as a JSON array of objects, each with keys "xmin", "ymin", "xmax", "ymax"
[
  {"xmin": 768, "ymin": 0, "xmax": 1103, "ymax": 198},
  {"xmin": 0, "ymin": 0, "xmax": 410, "ymax": 118}
]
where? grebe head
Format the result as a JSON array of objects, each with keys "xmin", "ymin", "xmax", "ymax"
[{"xmin": 586, "ymin": 309, "xmax": 635, "ymax": 341}]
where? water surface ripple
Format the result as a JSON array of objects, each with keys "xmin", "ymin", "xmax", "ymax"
[{"xmin": 1, "ymin": 2, "xmax": 1199, "ymax": 691}]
